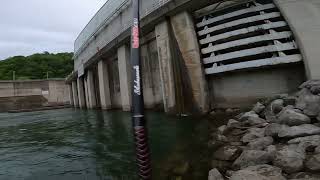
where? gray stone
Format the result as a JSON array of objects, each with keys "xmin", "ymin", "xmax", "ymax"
[
  {"xmin": 227, "ymin": 119, "xmax": 241, "ymax": 129},
  {"xmin": 217, "ymin": 125, "xmax": 227, "ymax": 135},
  {"xmin": 233, "ymin": 150, "xmax": 273, "ymax": 169},
  {"xmin": 310, "ymin": 85, "xmax": 320, "ymax": 95},
  {"xmin": 296, "ymin": 88, "xmax": 320, "ymax": 116},
  {"xmin": 252, "ymin": 102, "xmax": 265, "ymax": 114},
  {"xmin": 278, "ymin": 124, "xmax": 320, "ymax": 138},
  {"xmin": 271, "ymin": 99, "xmax": 285, "ymax": 114},
  {"xmin": 230, "ymin": 164, "xmax": 286, "ymax": 180},
  {"xmin": 288, "ymin": 135, "xmax": 320, "ymax": 150},
  {"xmin": 273, "ymin": 146, "xmax": 305, "ymax": 173},
  {"xmin": 283, "ymin": 96, "xmax": 297, "ymax": 106},
  {"xmin": 213, "ymin": 146, "xmax": 242, "ymax": 161},
  {"xmin": 239, "ymin": 111, "xmax": 259, "ymax": 122},
  {"xmin": 289, "ymin": 172, "xmax": 320, "ymax": 180},
  {"xmin": 299, "ymin": 80, "xmax": 320, "ymax": 89},
  {"xmin": 277, "ymin": 108, "xmax": 311, "ymax": 126},
  {"xmin": 208, "ymin": 168, "xmax": 224, "ymax": 180},
  {"xmin": 211, "ymin": 159, "xmax": 232, "ymax": 172},
  {"xmin": 265, "ymin": 99, "xmax": 285, "ymax": 122},
  {"xmin": 265, "ymin": 123, "xmax": 287, "ymax": 137},
  {"xmin": 316, "ymin": 146, "xmax": 320, "ymax": 153},
  {"xmin": 242, "ymin": 117, "xmax": 267, "ymax": 126},
  {"xmin": 305, "ymin": 154, "xmax": 320, "ymax": 171},
  {"xmin": 247, "ymin": 136, "xmax": 273, "ymax": 150},
  {"xmin": 241, "ymin": 128, "xmax": 265, "ymax": 143}
]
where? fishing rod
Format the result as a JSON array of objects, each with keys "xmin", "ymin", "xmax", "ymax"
[{"xmin": 130, "ymin": 0, "xmax": 152, "ymax": 179}]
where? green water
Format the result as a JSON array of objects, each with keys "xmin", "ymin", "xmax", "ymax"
[{"xmin": 0, "ymin": 109, "xmax": 212, "ymax": 180}]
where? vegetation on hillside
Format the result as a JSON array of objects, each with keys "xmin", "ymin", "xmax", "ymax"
[{"xmin": 0, "ymin": 52, "xmax": 74, "ymax": 80}]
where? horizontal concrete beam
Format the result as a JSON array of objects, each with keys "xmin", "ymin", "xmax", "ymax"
[
  {"xmin": 199, "ymin": 21, "xmax": 288, "ymax": 45},
  {"xmin": 203, "ymin": 42, "xmax": 298, "ymax": 64},
  {"xmin": 205, "ymin": 54, "xmax": 302, "ymax": 74},
  {"xmin": 197, "ymin": 3, "xmax": 276, "ymax": 28},
  {"xmin": 198, "ymin": 12, "xmax": 281, "ymax": 36},
  {"xmin": 202, "ymin": 31, "xmax": 292, "ymax": 54}
]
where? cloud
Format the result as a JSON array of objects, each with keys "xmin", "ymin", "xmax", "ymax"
[{"xmin": 0, "ymin": 0, "xmax": 106, "ymax": 60}]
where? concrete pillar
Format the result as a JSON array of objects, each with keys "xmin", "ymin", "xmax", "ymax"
[
  {"xmin": 155, "ymin": 20, "xmax": 176, "ymax": 113},
  {"xmin": 87, "ymin": 69, "xmax": 97, "ymax": 109},
  {"xmin": 71, "ymin": 81, "xmax": 79, "ymax": 107},
  {"xmin": 77, "ymin": 77, "xmax": 86, "ymax": 109},
  {"xmin": 84, "ymin": 76, "xmax": 90, "ymax": 108},
  {"xmin": 98, "ymin": 59, "xmax": 112, "ymax": 110},
  {"xmin": 170, "ymin": 11, "xmax": 209, "ymax": 113},
  {"xmin": 274, "ymin": 0, "xmax": 320, "ymax": 79},
  {"xmin": 68, "ymin": 84, "xmax": 74, "ymax": 106},
  {"xmin": 117, "ymin": 45, "xmax": 131, "ymax": 111}
]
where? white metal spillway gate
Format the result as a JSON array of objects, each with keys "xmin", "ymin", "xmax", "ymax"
[{"xmin": 195, "ymin": 0, "xmax": 303, "ymax": 75}]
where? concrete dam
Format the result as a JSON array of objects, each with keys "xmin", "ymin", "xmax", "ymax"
[{"xmin": 66, "ymin": 0, "xmax": 320, "ymax": 114}]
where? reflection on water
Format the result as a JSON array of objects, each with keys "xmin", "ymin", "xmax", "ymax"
[{"xmin": 0, "ymin": 109, "xmax": 211, "ymax": 180}]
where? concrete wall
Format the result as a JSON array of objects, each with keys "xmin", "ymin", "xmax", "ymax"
[
  {"xmin": 275, "ymin": 0, "xmax": 320, "ymax": 80},
  {"xmin": 208, "ymin": 65, "xmax": 306, "ymax": 108},
  {"xmin": 0, "ymin": 79, "xmax": 70, "ymax": 104}
]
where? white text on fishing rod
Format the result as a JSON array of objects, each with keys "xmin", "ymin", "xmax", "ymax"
[{"xmin": 133, "ymin": 66, "xmax": 141, "ymax": 95}]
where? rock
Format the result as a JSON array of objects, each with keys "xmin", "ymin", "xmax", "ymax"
[
  {"xmin": 305, "ymin": 154, "xmax": 320, "ymax": 171},
  {"xmin": 233, "ymin": 150, "xmax": 273, "ymax": 169},
  {"xmin": 265, "ymin": 99, "xmax": 284, "ymax": 122},
  {"xmin": 239, "ymin": 111, "xmax": 259, "ymax": 122},
  {"xmin": 208, "ymin": 168, "xmax": 224, "ymax": 180},
  {"xmin": 277, "ymin": 107, "xmax": 311, "ymax": 126},
  {"xmin": 278, "ymin": 124, "xmax": 320, "ymax": 138},
  {"xmin": 230, "ymin": 164, "xmax": 286, "ymax": 180},
  {"xmin": 211, "ymin": 159, "xmax": 232, "ymax": 172},
  {"xmin": 226, "ymin": 108, "xmax": 234, "ymax": 113},
  {"xmin": 265, "ymin": 123, "xmax": 287, "ymax": 137},
  {"xmin": 296, "ymin": 88, "xmax": 320, "ymax": 116},
  {"xmin": 271, "ymin": 99, "xmax": 285, "ymax": 114},
  {"xmin": 216, "ymin": 134, "xmax": 228, "ymax": 142},
  {"xmin": 288, "ymin": 135, "xmax": 320, "ymax": 150},
  {"xmin": 283, "ymin": 96, "xmax": 297, "ymax": 106},
  {"xmin": 217, "ymin": 125, "xmax": 227, "ymax": 135},
  {"xmin": 289, "ymin": 172, "xmax": 320, "ymax": 180},
  {"xmin": 210, "ymin": 110, "xmax": 216, "ymax": 115},
  {"xmin": 213, "ymin": 146, "xmax": 242, "ymax": 161},
  {"xmin": 242, "ymin": 117, "xmax": 267, "ymax": 126},
  {"xmin": 247, "ymin": 136, "xmax": 273, "ymax": 150},
  {"xmin": 316, "ymin": 146, "xmax": 320, "ymax": 153},
  {"xmin": 227, "ymin": 119, "xmax": 241, "ymax": 129},
  {"xmin": 310, "ymin": 85, "xmax": 320, "ymax": 95},
  {"xmin": 299, "ymin": 80, "xmax": 320, "ymax": 89},
  {"xmin": 252, "ymin": 102, "xmax": 265, "ymax": 114},
  {"xmin": 241, "ymin": 128, "xmax": 265, "ymax": 143},
  {"xmin": 273, "ymin": 146, "xmax": 305, "ymax": 173}
]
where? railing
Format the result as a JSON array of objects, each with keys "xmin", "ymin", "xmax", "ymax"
[{"xmin": 74, "ymin": 0, "xmax": 172, "ymax": 55}]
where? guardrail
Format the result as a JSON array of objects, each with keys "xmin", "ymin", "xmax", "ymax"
[{"xmin": 74, "ymin": 0, "xmax": 171, "ymax": 55}]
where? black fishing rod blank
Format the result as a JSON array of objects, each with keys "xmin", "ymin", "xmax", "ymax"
[{"xmin": 130, "ymin": 0, "xmax": 152, "ymax": 179}]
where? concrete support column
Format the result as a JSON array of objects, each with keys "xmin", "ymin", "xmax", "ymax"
[
  {"xmin": 274, "ymin": 0, "xmax": 320, "ymax": 79},
  {"xmin": 155, "ymin": 20, "xmax": 176, "ymax": 113},
  {"xmin": 87, "ymin": 69, "xmax": 97, "ymax": 109},
  {"xmin": 77, "ymin": 77, "xmax": 86, "ymax": 109},
  {"xmin": 170, "ymin": 11, "xmax": 209, "ymax": 113},
  {"xmin": 84, "ymin": 76, "xmax": 90, "ymax": 108},
  {"xmin": 68, "ymin": 84, "xmax": 74, "ymax": 106},
  {"xmin": 98, "ymin": 59, "xmax": 112, "ymax": 110},
  {"xmin": 117, "ymin": 45, "xmax": 131, "ymax": 111},
  {"xmin": 71, "ymin": 81, "xmax": 79, "ymax": 107}
]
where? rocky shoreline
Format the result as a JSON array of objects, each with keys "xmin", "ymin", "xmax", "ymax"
[{"xmin": 208, "ymin": 80, "xmax": 320, "ymax": 180}]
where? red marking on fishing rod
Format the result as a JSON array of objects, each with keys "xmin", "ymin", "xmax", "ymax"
[{"xmin": 132, "ymin": 18, "xmax": 140, "ymax": 49}]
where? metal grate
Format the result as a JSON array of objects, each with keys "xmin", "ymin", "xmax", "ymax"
[{"xmin": 195, "ymin": 0, "xmax": 302, "ymax": 75}]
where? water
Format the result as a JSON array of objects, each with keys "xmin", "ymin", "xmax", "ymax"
[{"xmin": 0, "ymin": 108, "xmax": 212, "ymax": 180}]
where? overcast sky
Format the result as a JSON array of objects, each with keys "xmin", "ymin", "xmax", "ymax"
[{"xmin": 0, "ymin": 0, "xmax": 107, "ymax": 60}]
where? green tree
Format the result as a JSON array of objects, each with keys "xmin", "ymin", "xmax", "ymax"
[{"xmin": 0, "ymin": 52, "xmax": 74, "ymax": 80}]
